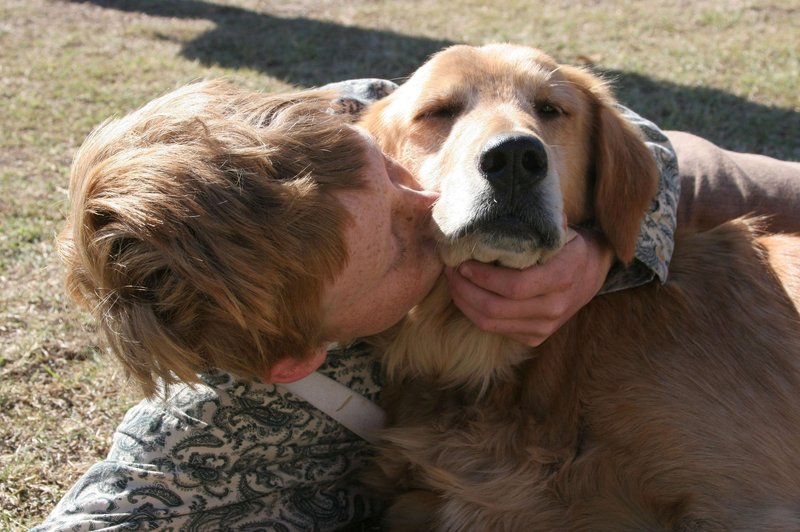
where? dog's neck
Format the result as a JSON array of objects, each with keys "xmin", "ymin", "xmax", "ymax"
[
  {"xmin": 381, "ymin": 277, "xmax": 531, "ymax": 397},
  {"xmin": 379, "ymin": 275, "xmax": 585, "ymax": 451}
]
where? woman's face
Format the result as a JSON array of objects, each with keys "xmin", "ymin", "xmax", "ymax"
[{"xmin": 319, "ymin": 130, "xmax": 443, "ymax": 343}]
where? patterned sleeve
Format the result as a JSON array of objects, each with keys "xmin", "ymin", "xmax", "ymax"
[
  {"xmin": 322, "ymin": 80, "xmax": 680, "ymax": 293},
  {"xmin": 31, "ymin": 344, "xmax": 386, "ymax": 532},
  {"xmin": 601, "ymin": 105, "xmax": 680, "ymax": 293}
]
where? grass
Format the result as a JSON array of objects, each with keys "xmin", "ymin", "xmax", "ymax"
[{"xmin": 1, "ymin": 0, "xmax": 797, "ymax": 528}]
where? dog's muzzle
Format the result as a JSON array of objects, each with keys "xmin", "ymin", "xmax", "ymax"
[
  {"xmin": 436, "ymin": 131, "xmax": 566, "ymax": 269},
  {"xmin": 472, "ymin": 132, "xmax": 561, "ymax": 242}
]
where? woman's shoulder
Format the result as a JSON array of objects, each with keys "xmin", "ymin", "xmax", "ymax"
[{"xmin": 32, "ymin": 342, "xmax": 385, "ymax": 531}]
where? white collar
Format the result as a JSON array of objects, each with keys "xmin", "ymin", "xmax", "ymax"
[{"xmin": 278, "ymin": 371, "xmax": 387, "ymax": 444}]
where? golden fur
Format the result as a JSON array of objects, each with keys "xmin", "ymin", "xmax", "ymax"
[
  {"xmin": 59, "ymin": 81, "xmax": 366, "ymax": 395},
  {"xmin": 362, "ymin": 44, "xmax": 800, "ymax": 530}
]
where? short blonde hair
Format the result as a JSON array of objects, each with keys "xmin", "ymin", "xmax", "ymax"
[{"xmin": 59, "ymin": 80, "xmax": 367, "ymax": 396}]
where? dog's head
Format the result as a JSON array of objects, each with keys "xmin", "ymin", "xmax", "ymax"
[{"xmin": 362, "ymin": 43, "xmax": 658, "ymax": 269}]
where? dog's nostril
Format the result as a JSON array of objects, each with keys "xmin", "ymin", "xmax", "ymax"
[
  {"xmin": 480, "ymin": 152, "xmax": 507, "ymax": 175},
  {"xmin": 521, "ymin": 150, "xmax": 546, "ymax": 174}
]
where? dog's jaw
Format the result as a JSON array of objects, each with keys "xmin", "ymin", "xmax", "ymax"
[{"xmin": 440, "ymin": 230, "xmax": 567, "ymax": 269}]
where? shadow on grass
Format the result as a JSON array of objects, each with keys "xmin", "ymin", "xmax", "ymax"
[
  {"xmin": 76, "ymin": 0, "xmax": 798, "ymax": 159},
  {"xmin": 606, "ymin": 70, "xmax": 799, "ymax": 160},
  {"xmin": 72, "ymin": 0, "xmax": 453, "ymax": 85}
]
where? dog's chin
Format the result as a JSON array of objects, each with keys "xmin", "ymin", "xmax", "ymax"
[{"xmin": 440, "ymin": 229, "xmax": 566, "ymax": 269}]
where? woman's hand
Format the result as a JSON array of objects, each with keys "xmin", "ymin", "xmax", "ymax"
[{"xmin": 444, "ymin": 228, "xmax": 615, "ymax": 346}]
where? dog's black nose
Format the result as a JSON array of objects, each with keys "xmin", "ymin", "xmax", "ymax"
[{"xmin": 479, "ymin": 134, "xmax": 548, "ymax": 190}]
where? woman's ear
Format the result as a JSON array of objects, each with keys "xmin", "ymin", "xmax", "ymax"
[{"xmin": 267, "ymin": 346, "xmax": 328, "ymax": 383}]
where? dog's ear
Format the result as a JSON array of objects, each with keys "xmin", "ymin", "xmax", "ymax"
[
  {"xmin": 358, "ymin": 96, "xmax": 404, "ymax": 158},
  {"xmin": 592, "ymin": 103, "xmax": 659, "ymax": 264}
]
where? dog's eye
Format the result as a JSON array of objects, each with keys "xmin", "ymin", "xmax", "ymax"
[
  {"xmin": 417, "ymin": 103, "xmax": 463, "ymax": 121},
  {"xmin": 536, "ymin": 102, "xmax": 562, "ymax": 118}
]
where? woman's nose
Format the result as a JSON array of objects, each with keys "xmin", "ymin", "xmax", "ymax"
[{"xmin": 406, "ymin": 188, "xmax": 440, "ymax": 211}]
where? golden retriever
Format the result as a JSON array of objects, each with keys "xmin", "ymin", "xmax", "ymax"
[{"xmin": 360, "ymin": 44, "xmax": 800, "ymax": 530}]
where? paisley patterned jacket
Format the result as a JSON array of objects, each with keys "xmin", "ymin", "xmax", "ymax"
[{"xmin": 32, "ymin": 80, "xmax": 678, "ymax": 531}]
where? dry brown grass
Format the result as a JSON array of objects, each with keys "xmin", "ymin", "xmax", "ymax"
[{"xmin": 1, "ymin": 0, "xmax": 797, "ymax": 528}]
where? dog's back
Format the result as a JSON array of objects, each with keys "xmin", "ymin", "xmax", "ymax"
[
  {"xmin": 549, "ymin": 220, "xmax": 800, "ymax": 529},
  {"xmin": 374, "ymin": 220, "xmax": 800, "ymax": 530}
]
